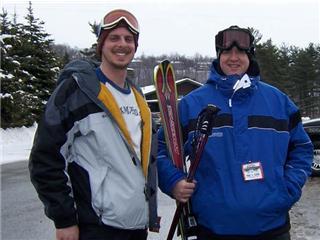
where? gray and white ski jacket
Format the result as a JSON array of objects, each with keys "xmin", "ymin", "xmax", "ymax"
[{"xmin": 29, "ymin": 59, "xmax": 159, "ymax": 231}]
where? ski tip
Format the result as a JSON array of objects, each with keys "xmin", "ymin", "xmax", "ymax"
[
  {"xmin": 160, "ymin": 59, "xmax": 170, "ymax": 65},
  {"xmin": 154, "ymin": 59, "xmax": 173, "ymax": 74},
  {"xmin": 159, "ymin": 59, "xmax": 171, "ymax": 70}
]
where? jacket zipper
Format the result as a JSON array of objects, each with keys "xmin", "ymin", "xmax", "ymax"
[{"xmin": 72, "ymin": 74, "xmax": 138, "ymax": 164}]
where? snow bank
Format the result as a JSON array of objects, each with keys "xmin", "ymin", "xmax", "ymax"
[{"xmin": 0, "ymin": 123, "xmax": 37, "ymax": 165}]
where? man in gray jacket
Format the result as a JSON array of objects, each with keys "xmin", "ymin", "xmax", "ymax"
[{"xmin": 29, "ymin": 9, "xmax": 159, "ymax": 240}]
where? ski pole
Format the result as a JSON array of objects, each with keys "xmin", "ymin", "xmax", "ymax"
[{"xmin": 167, "ymin": 104, "xmax": 220, "ymax": 240}]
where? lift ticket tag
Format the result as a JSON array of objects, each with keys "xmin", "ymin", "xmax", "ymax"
[{"xmin": 242, "ymin": 162, "xmax": 264, "ymax": 181}]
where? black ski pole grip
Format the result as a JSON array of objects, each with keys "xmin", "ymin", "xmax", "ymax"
[{"xmin": 198, "ymin": 104, "xmax": 220, "ymax": 135}]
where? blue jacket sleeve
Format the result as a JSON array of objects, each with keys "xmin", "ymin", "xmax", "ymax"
[
  {"xmin": 157, "ymin": 126, "xmax": 185, "ymax": 196},
  {"xmin": 284, "ymin": 102, "xmax": 313, "ymax": 207}
]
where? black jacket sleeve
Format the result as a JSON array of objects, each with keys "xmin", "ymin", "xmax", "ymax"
[{"xmin": 29, "ymin": 83, "xmax": 78, "ymax": 229}]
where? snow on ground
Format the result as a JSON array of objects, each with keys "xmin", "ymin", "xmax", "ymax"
[{"xmin": 0, "ymin": 123, "xmax": 37, "ymax": 165}]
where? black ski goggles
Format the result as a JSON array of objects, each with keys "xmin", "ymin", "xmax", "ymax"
[{"xmin": 215, "ymin": 27, "xmax": 254, "ymax": 51}]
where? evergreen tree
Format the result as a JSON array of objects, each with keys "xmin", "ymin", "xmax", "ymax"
[
  {"xmin": 256, "ymin": 40, "xmax": 285, "ymax": 90},
  {"xmin": 248, "ymin": 27, "xmax": 263, "ymax": 46},
  {"xmin": 276, "ymin": 45, "xmax": 292, "ymax": 95},
  {"xmin": 17, "ymin": 1, "xmax": 60, "ymax": 124},
  {"xmin": 80, "ymin": 21, "xmax": 99, "ymax": 60},
  {"xmin": 1, "ymin": 9, "xmax": 15, "ymax": 128},
  {"xmin": 313, "ymin": 45, "xmax": 320, "ymax": 117},
  {"xmin": 1, "ymin": 8, "xmax": 30, "ymax": 128},
  {"xmin": 291, "ymin": 44, "xmax": 320, "ymax": 117},
  {"xmin": 1, "ymin": 2, "xmax": 60, "ymax": 128}
]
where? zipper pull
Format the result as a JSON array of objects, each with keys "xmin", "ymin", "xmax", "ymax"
[
  {"xmin": 229, "ymin": 99, "xmax": 232, "ymax": 107},
  {"xmin": 131, "ymin": 156, "xmax": 137, "ymax": 165},
  {"xmin": 98, "ymin": 209, "xmax": 103, "ymax": 225},
  {"xmin": 144, "ymin": 184, "xmax": 150, "ymax": 201}
]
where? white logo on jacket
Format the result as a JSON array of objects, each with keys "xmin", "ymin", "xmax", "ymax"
[{"xmin": 211, "ymin": 132, "xmax": 223, "ymax": 137}]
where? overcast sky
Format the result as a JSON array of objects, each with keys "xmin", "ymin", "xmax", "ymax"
[{"xmin": 2, "ymin": 0, "xmax": 320, "ymax": 57}]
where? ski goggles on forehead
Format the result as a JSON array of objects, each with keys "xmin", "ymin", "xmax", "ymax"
[
  {"xmin": 216, "ymin": 29, "xmax": 252, "ymax": 50},
  {"xmin": 99, "ymin": 10, "xmax": 139, "ymax": 37}
]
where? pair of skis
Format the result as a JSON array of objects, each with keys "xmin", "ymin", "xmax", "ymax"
[
  {"xmin": 154, "ymin": 60, "xmax": 220, "ymax": 240},
  {"xmin": 154, "ymin": 60, "xmax": 189, "ymax": 240}
]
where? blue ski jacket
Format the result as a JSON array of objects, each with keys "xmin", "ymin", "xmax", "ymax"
[{"xmin": 157, "ymin": 60, "xmax": 313, "ymax": 237}]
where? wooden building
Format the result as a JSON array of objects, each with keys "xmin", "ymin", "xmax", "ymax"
[{"xmin": 141, "ymin": 78, "xmax": 203, "ymax": 112}]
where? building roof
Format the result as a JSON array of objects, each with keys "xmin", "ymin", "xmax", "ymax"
[{"xmin": 141, "ymin": 78, "xmax": 203, "ymax": 95}]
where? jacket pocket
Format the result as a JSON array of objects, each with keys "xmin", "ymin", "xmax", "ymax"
[
  {"xmin": 258, "ymin": 166, "xmax": 292, "ymax": 217},
  {"xmin": 275, "ymin": 166, "xmax": 294, "ymax": 210},
  {"xmin": 90, "ymin": 165, "xmax": 111, "ymax": 219}
]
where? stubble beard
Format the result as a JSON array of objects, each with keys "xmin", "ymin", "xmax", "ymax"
[
  {"xmin": 102, "ymin": 45, "xmax": 134, "ymax": 70},
  {"xmin": 102, "ymin": 52, "xmax": 133, "ymax": 70},
  {"xmin": 110, "ymin": 61, "xmax": 129, "ymax": 70}
]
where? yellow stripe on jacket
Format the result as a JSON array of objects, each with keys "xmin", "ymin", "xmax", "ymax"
[
  {"xmin": 132, "ymin": 87, "xmax": 152, "ymax": 178},
  {"xmin": 97, "ymin": 82, "xmax": 151, "ymax": 178}
]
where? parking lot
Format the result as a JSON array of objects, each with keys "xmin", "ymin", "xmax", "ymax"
[
  {"xmin": 289, "ymin": 176, "xmax": 320, "ymax": 240},
  {"xmin": 1, "ymin": 161, "xmax": 319, "ymax": 240}
]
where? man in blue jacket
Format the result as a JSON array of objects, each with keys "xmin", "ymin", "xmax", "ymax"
[{"xmin": 157, "ymin": 25, "xmax": 313, "ymax": 240}]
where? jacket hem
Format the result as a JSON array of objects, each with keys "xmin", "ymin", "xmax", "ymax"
[{"xmin": 197, "ymin": 219, "xmax": 291, "ymax": 240}]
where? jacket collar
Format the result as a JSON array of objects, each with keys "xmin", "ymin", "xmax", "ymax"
[{"xmin": 207, "ymin": 60, "xmax": 260, "ymax": 97}]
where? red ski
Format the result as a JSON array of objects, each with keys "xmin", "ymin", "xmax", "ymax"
[
  {"xmin": 154, "ymin": 60, "xmax": 188, "ymax": 239},
  {"xmin": 153, "ymin": 60, "xmax": 185, "ymax": 171}
]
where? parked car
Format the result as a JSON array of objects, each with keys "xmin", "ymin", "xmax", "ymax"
[{"xmin": 303, "ymin": 118, "xmax": 320, "ymax": 176}]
